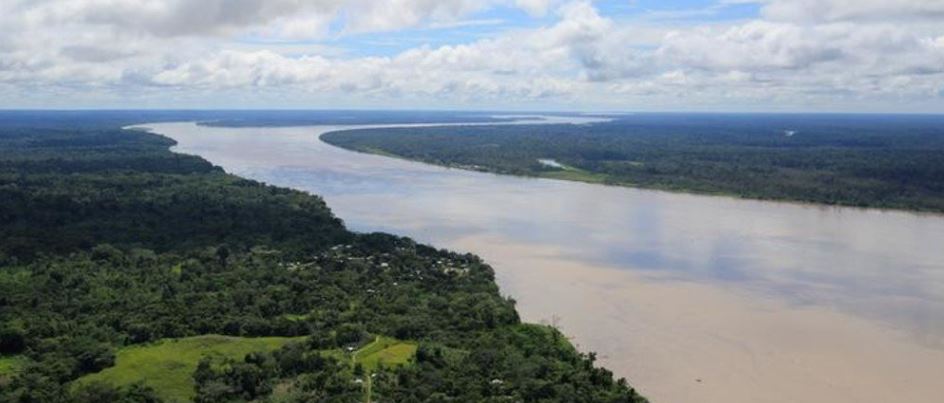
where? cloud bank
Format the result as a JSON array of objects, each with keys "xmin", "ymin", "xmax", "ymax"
[{"xmin": 1, "ymin": 0, "xmax": 942, "ymax": 111}]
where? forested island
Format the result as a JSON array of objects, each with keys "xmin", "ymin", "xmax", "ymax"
[
  {"xmin": 323, "ymin": 114, "xmax": 944, "ymax": 212},
  {"xmin": 0, "ymin": 113, "xmax": 644, "ymax": 402}
]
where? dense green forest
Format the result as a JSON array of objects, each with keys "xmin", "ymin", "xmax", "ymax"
[
  {"xmin": 0, "ymin": 114, "xmax": 644, "ymax": 402},
  {"xmin": 323, "ymin": 114, "xmax": 944, "ymax": 212}
]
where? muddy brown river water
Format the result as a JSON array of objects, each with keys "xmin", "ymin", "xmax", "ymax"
[{"xmin": 143, "ymin": 121, "xmax": 944, "ymax": 403}]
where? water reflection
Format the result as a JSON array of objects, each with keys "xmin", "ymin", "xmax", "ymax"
[{"xmin": 145, "ymin": 122, "xmax": 944, "ymax": 403}]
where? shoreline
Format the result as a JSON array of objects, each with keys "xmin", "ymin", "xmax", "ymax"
[
  {"xmin": 148, "ymin": 121, "xmax": 944, "ymax": 403},
  {"xmin": 319, "ymin": 132, "xmax": 944, "ymax": 217}
]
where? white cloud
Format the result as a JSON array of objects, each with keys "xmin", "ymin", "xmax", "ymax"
[
  {"xmin": 760, "ymin": 0, "xmax": 944, "ymax": 23},
  {"xmin": 0, "ymin": 0, "xmax": 943, "ymax": 111},
  {"xmin": 132, "ymin": 4, "xmax": 619, "ymax": 101},
  {"xmin": 515, "ymin": 0, "xmax": 560, "ymax": 16},
  {"xmin": 4, "ymin": 0, "xmax": 551, "ymax": 39},
  {"xmin": 658, "ymin": 21, "xmax": 850, "ymax": 71}
]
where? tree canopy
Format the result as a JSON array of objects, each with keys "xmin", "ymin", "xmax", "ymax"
[
  {"xmin": 0, "ymin": 113, "xmax": 644, "ymax": 402},
  {"xmin": 323, "ymin": 113, "xmax": 944, "ymax": 212}
]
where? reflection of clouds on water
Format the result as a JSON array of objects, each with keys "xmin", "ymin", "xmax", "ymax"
[{"xmin": 150, "ymin": 121, "xmax": 944, "ymax": 403}]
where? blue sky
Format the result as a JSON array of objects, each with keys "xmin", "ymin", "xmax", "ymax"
[
  {"xmin": 247, "ymin": 1, "xmax": 764, "ymax": 58},
  {"xmin": 1, "ymin": 0, "xmax": 943, "ymax": 112}
]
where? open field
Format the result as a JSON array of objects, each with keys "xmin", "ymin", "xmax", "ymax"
[
  {"xmin": 354, "ymin": 337, "xmax": 417, "ymax": 371},
  {"xmin": 74, "ymin": 335, "xmax": 305, "ymax": 402}
]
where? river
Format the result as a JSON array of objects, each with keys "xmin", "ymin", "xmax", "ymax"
[{"xmin": 142, "ymin": 120, "xmax": 944, "ymax": 403}]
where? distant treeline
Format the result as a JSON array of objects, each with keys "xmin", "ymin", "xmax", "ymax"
[
  {"xmin": 0, "ymin": 115, "xmax": 644, "ymax": 402},
  {"xmin": 0, "ymin": 110, "xmax": 510, "ymax": 131},
  {"xmin": 323, "ymin": 114, "xmax": 944, "ymax": 212}
]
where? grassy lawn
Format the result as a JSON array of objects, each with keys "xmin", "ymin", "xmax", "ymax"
[
  {"xmin": 354, "ymin": 337, "xmax": 417, "ymax": 372},
  {"xmin": 74, "ymin": 335, "xmax": 304, "ymax": 402}
]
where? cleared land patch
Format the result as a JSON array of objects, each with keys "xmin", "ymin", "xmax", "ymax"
[
  {"xmin": 74, "ymin": 335, "xmax": 304, "ymax": 402},
  {"xmin": 354, "ymin": 337, "xmax": 417, "ymax": 371}
]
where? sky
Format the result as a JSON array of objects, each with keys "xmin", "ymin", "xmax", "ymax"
[{"xmin": 1, "ymin": 0, "xmax": 943, "ymax": 112}]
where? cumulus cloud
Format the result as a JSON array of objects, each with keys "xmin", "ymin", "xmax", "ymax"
[
  {"xmin": 515, "ymin": 0, "xmax": 561, "ymax": 16},
  {"xmin": 658, "ymin": 22, "xmax": 846, "ymax": 71},
  {"xmin": 653, "ymin": 8, "xmax": 944, "ymax": 101},
  {"xmin": 138, "ymin": 1, "xmax": 644, "ymax": 98},
  {"xmin": 760, "ymin": 0, "xmax": 944, "ymax": 23},
  {"xmin": 0, "ymin": 0, "xmax": 943, "ymax": 110},
  {"xmin": 4, "ymin": 0, "xmax": 552, "ymax": 39},
  {"xmin": 13, "ymin": 0, "xmax": 334, "ymax": 37}
]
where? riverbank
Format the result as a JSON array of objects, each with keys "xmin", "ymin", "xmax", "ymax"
[
  {"xmin": 149, "ymin": 121, "xmax": 944, "ymax": 403},
  {"xmin": 0, "ymin": 115, "xmax": 644, "ymax": 402},
  {"xmin": 320, "ymin": 115, "xmax": 944, "ymax": 214}
]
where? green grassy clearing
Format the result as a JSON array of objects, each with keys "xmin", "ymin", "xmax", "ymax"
[
  {"xmin": 73, "ymin": 335, "xmax": 304, "ymax": 402},
  {"xmin": 70, "ymin": 334, "xmax": 415, "ymax": 402},
  {"xmin": 354, "ymin": 337, "xmax": 417, "ymax": 372},
  {"xmin": 349, "ymin": 337, "xmax": 417, "ymax": 403}
]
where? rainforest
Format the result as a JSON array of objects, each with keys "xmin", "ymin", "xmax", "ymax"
[{"xmin": 0, "ymin": 112, "xmax": 643, "ymax": 402}]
